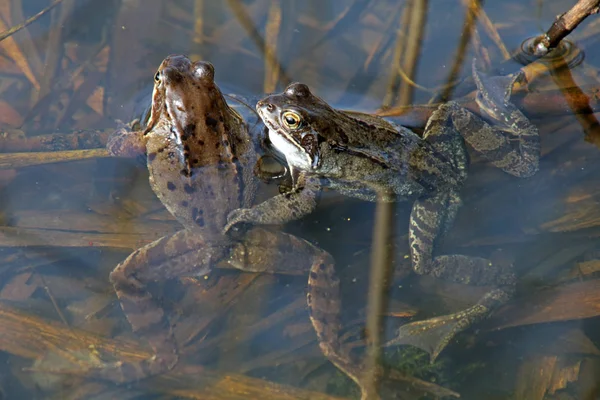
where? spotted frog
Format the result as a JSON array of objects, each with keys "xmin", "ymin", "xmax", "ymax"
[
  {"xmin": 99, "ymin": 55, "xmax": 332, "ymax": 382},
  {"xmin": 226, "ymin": 60, "xmax": 540, "ymax": 396}
]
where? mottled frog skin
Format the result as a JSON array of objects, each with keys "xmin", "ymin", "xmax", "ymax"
[
  {"xmin": 99, "ymin": 55, "xmax": 332, "ymax": 382},
  {"xmin": 226, "ymin": 60, "xmax": 540, "ymax": 398}
]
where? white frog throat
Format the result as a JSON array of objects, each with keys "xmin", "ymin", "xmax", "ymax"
[{"xmin": 268, "ymin": 128, "xmax": 316, "ymax": 170}]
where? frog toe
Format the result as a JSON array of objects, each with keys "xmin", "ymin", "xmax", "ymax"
[
  {"xmin": 28, "ymin": 352, "xmax": 178, "ymax": 384},
  {"xmin": 387, "ymin": 305, "xmax": 488, "ymax": 362},
  {"xmin": 88, "ymin": 354, "xmax": 178, "ymax": 383},
  {"xmin": 223, "ymin": 208, "xmax": 250, "ymax": 233}
]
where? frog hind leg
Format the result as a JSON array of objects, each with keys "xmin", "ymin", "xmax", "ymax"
[
  {"xmin": 306, "ymin": 247, "xmax": 381, "ymax": 400},
  {"xmin": 88, "ymin": 229, "xmax": 230, "ymax": 382},
  {"xmin": 228, "ymin": 228, "xmax": 374, "ymax": 398},
  {"xmin": 225, "ymin": 226, "xmax": 328, "ymax": 275},
  {"xmin": 393, "ymin": 192, "xmax": 516, "ymax": 362},
  {"xmin": 228, "ymin": 228, "xmax": 365, "ymax": 385}
]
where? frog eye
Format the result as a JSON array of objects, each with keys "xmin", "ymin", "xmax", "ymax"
[
  {"xmin": 195, "ymin": 61, "xmax": 215, "ymax": 81},
  {"xmin": 282, "ymin": 111, "xmax": 302, "ymax": 129},
  {"xmin": 286, "ymin": 83, "xmax": 311, "ymax": 98},
  {"xmin": 154, "ymin": 71, "xmax": 161, "ymax": 83}
]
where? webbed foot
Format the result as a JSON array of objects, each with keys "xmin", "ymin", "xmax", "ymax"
[
  {"xmin": 80, "ymin": 354, "xmax": 178, "ymax": 383},
  {"xmin": 28, "ymin": 348, "xmax": 178, "ymax": 384},
  {"xmin": 224, "ymin": 207, "xmax": 258, "ymax": 233},
  {"xmin": 468, "ymin": 58, "xmax": 540, "ymax": 178},
  {"xmin": 386, "ymin": 288, "xmax": 511, "ymax": 362}
]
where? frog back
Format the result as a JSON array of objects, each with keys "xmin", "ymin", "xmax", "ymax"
[{"xmin": 145, "ymin": 123, "xmax": 256, "ymax": 234}]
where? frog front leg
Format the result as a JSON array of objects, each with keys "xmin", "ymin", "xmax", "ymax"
[
  {"xmin": 224, "ymin": 172, "xmax": 320, "ymax": 232},
  {"xmin": 86, "ymin": 229, "xmax": 231, "ymax": 382},
  {"xmin": 107, "ymin": 123, "xmax": 147, "ymax": 158},
  {"xmin": 225, "ymin": 226, "xmax": 377, "ymax": 398},
  {"xmin": 389, "ymin": 191, "xmax": 516, "ymax": 361}
]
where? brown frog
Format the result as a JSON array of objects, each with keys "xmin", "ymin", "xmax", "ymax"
[
  {"xmin": 98, "ymin": 55, "xmax": 333, "ymax": 382},
  {"xmin": 226, "ymin": 60, "xmax": 540, "ymax": 397}
]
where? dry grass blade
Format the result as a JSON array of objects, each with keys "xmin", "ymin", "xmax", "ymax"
[
  {"xmin": 191, "ymin": 0, "xmax": 204, "ymax": 60},
  {"xmin": 382, "ymin": 1, "xmax": 412, "ymax": 108},
  {"xmin": 396, "ymin": 0, "xmax": 428, "ymax": 107},
  {"xmin": 487, "ymin": 279, "xmax": 600, "ymax": 330},
  {"xmin": 263, "ymin": 0, "xmax": 282, "ymax": 93},
  {"xmin": 0, "ymin": 3, "xmax": 41, "ymax": 90},
  {"xmin": 0, "ymin": 0, "xmax": 63, "ymax": 42},
  {"xmin": 378, "ymin": 84, "xmax": 600, "ymax": 125},
  {"xmin": 363, "ymin": 193, "xmax": 396, "ymax": 398},
  {"xmin": 0, "ymin": 302, "xmax": 344, "ymax": 399},
  {"xmin": 514, "ymin": 355, "xmax": 557, "ymax": 400},
  {"xmin": 0, "ymin": 226, "xmax": 154, "ymax": 249},
  {"xmin": 437, "ymin": 0, "xmax": 481, "ymax": 103},
  {"xmin": 186, "ymin": 296, "xmax": 306, "ymax": 354},
  {"xmin": 0, "ymin": 128, "xmax": 112, "ymax": 152},
  {"xmin": 461, "ymin": 0, "xmax": 510, "ymax": 60},
  {"xmin": 310, "ymin": 0, "xmax": 372, "ymax": 49},
  {"xmin": 547, "ymin": 54, "xmax": 600, "ymax": 148},
  {"xmin": 225, "ymin": 0, "xmax": 291, "ymax": 87},
  {"xmin": 0, "ymin": 148, "xmax": 109, "ymax": 169},
  {"xmin": 37, "ymin": 0, "xmax": 76, "ymax": 102}
]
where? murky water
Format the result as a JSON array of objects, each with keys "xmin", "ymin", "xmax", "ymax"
[{"xmin": 0, "ymin": 0, "xmax": 599, "ymax": 399}]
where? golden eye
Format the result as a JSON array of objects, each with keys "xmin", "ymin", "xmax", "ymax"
[
  {"xmin": 282, "ymin": 111, "xmax": 301, "ymax": 129},
  {"xmin": 154, "ymin": 71, "xmax": 161, "ymax": 83}
]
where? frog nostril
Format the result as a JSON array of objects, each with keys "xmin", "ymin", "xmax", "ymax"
[{"xmin": 266, "ymin": 103, "xmax": 275, "ymax": 112}]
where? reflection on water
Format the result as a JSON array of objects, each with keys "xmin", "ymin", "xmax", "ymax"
[{"xmin": 0, "ymin": 0, "xmax": 599, "ymax": 398}]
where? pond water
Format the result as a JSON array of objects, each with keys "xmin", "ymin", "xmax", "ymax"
[{"xmin": 0, "ymin": 0, "xmax": 599, "ymax": 399}]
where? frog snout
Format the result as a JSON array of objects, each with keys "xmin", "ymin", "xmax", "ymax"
[{"xmin": 257, "ymin": 100, "xmax": 275, "ymax": 113}]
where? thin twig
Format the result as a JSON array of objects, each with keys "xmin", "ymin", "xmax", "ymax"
[
  {"xmin": 39, "ymin": 275, "xmax": 70, "ymax": 328},
  {"xmin": 461, "ymin": 0, "xmax": 511, "ymax": 60},
  {"xmin": 534, "ymin": 0, "xmax": 600, "ymax": 55},
  {"xmin": 225, "ymin": 0, "xmax": 291, "ymax": 87},
  {"xmin": 36, "ymin": 0, "xmax": 76, "ymax": 104},
  {"xmin": 264, "ymin": 0, "xmax": 282, "ymax": 93},
  {"xmin": 438, "ymin": 0, "xmax": 481, "ymax": 102},
  {"xmin": 382, "ymin": 1, "xmax": 412, "ymax": 108},
  {"xmin": 397, "ymin": 0, "xmax": 428, "ymax": 107},
  {"xmin": 548, "ymin": 53, "xmax": 600, "ymax": 147},
  {"xmin": 364, "ymin": 191, "xmax": 396, "ymax": 398},
  {"xmin": 190, "ymin": 0, "xmax": 205, "ymax": 60}
]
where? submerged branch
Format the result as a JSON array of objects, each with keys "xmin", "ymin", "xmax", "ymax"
[{"xmin": 0, "ymin": 148, "xmax": 109, "ymax": 169}]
